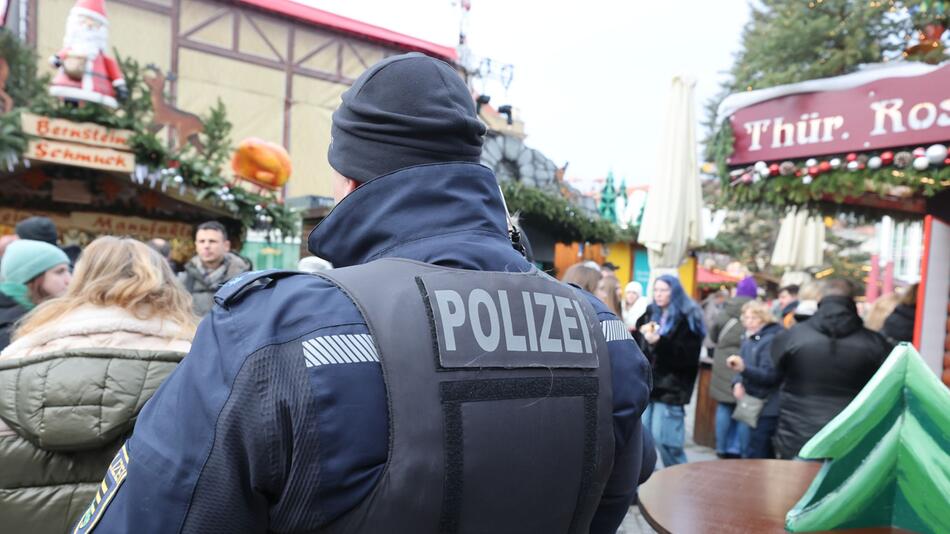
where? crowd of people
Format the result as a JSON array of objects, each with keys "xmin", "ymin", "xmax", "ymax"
[
  {"xmin": 0, "ymin": 225, "xmax": 916, "ymax": 532},
  {"xmin": 0, "ymin": 50, "xmax": 921, "ymax": 533},
  {"xmin": 558, "ymin": 262, "xmax": 908, "ymax": 466}
]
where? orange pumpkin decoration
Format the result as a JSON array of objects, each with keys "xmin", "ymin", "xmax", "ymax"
[{"xmin": 231, "ymin": 137, "xmax": 292, "ymax": 190}]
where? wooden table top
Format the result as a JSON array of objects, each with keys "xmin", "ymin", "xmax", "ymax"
[{"xmin": 637, "ymin": 459, "xmax": 913, "ymax": 534}]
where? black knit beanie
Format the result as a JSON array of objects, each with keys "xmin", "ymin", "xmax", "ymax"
[
  {"xmin": 15, "ymin": 216, "xmax": 58, "ymax": 245},
  {"xmin": 328, "ymin": 52, "xmax": 487, "ymax": 182}
]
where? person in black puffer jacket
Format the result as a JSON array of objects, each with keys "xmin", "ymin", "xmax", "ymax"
[
  {"xmin": 638, "ymin": 274, "xmax": 705, "ymax": 467},
  {"xmin": 880, "ymin": 283, "xmax": 917, "ymax": 344},
  {"xmin": 767, "ymin": 279, "xmax": 893, "ymax": 459}
]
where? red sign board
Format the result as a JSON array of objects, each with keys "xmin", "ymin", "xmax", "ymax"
[{"xmin": 728, "ymin": 64, "xmax": 950, "ymax": 165}]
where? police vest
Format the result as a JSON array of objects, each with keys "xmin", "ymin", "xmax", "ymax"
[{"xmin": 318, "ymin": 258, "xmax": 614, "ymax": 534}]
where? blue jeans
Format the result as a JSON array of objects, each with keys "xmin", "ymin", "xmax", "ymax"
[
  {"xmin": 642, "ymin": 401, "xmax": 688, "ymax": 467},
  {"xmin": 743, "ymin": 415, "xmax": 777, "ymax": 458},
  {"xmin": 715, "ymin": 403, "xmax": 745, "ymax": 456}
]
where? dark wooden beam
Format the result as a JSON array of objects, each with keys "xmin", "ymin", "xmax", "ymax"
[
  {"xmin": 112, "ymin": 0, "xmax": 173, "ymax": 16},
  {"xmin": 294, "ymin": 64, "xmax": 353, "ymax": 86},
  {"xmin": 181, "ymin": 38, "xmax": 284, "ymax": 71},
  {"xmin": 170, "ymin": 0, "xmax": 181, "ymax": 106},
  {"xmin": 345, "ymin": 40, "xmax": 369, "ymax": 69},
  {"xmin": 232, "ymin": 6, "xmax": 240, "ymax": 51},
  {"xmin": 179, "ymin": 6, "xmax": 229, "ymax": 39},
  {"xmin": 244, "ymin": 12, "xmax": 284, "ymax": 62},
  {"xmin": 293, "ymin": 39, "xmax": 336, "ymax": 68},
  {"xmin": 283, "ymin": 25, "xmax": 295, "ymax": 149},
  {"xmin": 26, "ymin": 0, "xmax": 38, "ymax": 45}
]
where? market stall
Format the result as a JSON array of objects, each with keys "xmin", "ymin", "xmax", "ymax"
[
  {"xmin": 713, "ymin": 61, "xmax": 950, "ymax": 384},
  {"xmin": 0, "ymin": 26, "xmax": 296, "ymax": 264}
]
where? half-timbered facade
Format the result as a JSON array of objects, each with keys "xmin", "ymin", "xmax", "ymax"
[{"xmin": 21, "ymin": 0, "xmax": 456, "ymax": 199}]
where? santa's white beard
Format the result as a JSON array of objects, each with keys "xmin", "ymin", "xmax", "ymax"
[{"xmin": 62, "ymin": 13, "xmax": 109, "ymax": 57}]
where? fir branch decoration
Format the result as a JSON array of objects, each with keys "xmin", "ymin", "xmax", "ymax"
[{"xmin": 501, "ymin": 181, "xmax": 624, "ymax": 243}]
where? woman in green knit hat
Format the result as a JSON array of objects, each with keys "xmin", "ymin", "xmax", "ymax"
[{"xmin": 0, "ymin": 239, "xmax": 72, "ymax": 349}]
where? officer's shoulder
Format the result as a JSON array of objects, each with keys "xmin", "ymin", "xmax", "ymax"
[
  {"xmin": 562, "ymin": 283, "xmax": 614, "ymax": 319},
  {"xmin": 214, "ymin": 269, "xmax": 344, "ymax": 309},
  {"xmin": 213, "ymin": 269, "xmax": 304, "ymax": 308},
  {"xmin": 214, "ymin": 269, "xmax": 364, "ymax": 328}
]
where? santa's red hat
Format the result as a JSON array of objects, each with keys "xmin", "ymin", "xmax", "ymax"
[{"xmin": 71, "ymin": 0, "xmax": 108, "ymax": 24}]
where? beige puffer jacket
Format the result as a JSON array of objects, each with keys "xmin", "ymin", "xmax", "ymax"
[{"xmin": 0, "ymin": 305, "xmax": 191, "ymax": 534}]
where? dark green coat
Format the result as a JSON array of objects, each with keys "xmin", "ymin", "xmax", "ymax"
[
  {"xmin": 709, "ymin": 296, "xmax": 752, "ymax": 403},
  {"xmin": 0, "ymin": 348, "xmax": 183, "ymax": 534}
]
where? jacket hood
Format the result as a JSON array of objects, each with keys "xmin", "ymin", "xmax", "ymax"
[
  {"xmin": 753, "ymin": 322, "xmax": 783, "ymax": 340},
  {"xmin": 723, "ymin": 296, "xmax": 752, "ymax": 317},
  {"xmin": 0, "ymin": 292, "xmax": 27, "ymax": 322},
  {"xmin": 186, "ymin": 252, "xmax": 250, "ymax": 277},
  {"xmin": 0, "ymin": 347, "xmax": 184, "ymax": 450},
  {"xmin": 309, "ymin": 162, "xmax": 528, "ymax": 271},
  {"xmin": 1, "ymin": 304, "xmax": 193, "ymax": 358},
  {"xmin": 810, "ymin": 296, "xmax": 864, "ymax": 338}
]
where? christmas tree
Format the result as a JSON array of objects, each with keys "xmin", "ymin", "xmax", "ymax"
[
  {"xmin": 598, "ymin": 171, "xmax": 618, "ymax": 224},
  {"xmin": 704, "ymin": 0, "xmax": 920, "ymax": 159},
  {"xmin": 786, "ymin": 343, "xmax": 950, "ymax": 534}
]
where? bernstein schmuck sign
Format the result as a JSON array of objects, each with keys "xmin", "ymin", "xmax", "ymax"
[
  {"xmin": 26, "ymin": 139, "xmax": 135, "ymax": 172},
  {"xmin": 728, "ymin": 64, "xmax": 950, "ymax": 165},
  {"xmin": 20, "ymin": 113, "xmax": 136, "ymax": 172}
]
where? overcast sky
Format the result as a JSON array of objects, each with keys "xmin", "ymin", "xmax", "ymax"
[{"xmin": 297, "ymin": 0, "xmax": 750, "ymax": 188}]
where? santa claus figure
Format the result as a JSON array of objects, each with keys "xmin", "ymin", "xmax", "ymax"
[{"xmin": 49, "ymin": 0, "xmax": 127, "ymax": 108}]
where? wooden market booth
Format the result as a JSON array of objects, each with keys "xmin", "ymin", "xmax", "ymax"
[
  {"xmin": 717, "ymin": 61, "xmax": 950, "ymax": 386},
  {"xmin": 0, "ymin": 114, "xmax": 244, "ymax": 263}
]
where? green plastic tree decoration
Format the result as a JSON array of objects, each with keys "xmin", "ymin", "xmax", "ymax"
[
  {"xmin": 617, "ymin": 176, "xmax": 628, "ymax": 226},
  {"xmin": 785, "ymin": 343, "xmax": 950, "ymax": 534},
  {"xmin": 598, "ymin": 171, "xmax": 618, "ymax": 224}
]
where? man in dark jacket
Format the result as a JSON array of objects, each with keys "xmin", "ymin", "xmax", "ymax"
[
  {"xmin": 769, "ymin": 278, "xmax": 892, "ymax": 459},
  {"xmin": 79, "ymin": 53, "xmax": 654, "ymax": 534},
  {"xmin": 178, "ymin": 221, "xmax": 251, "ymax": 316}
]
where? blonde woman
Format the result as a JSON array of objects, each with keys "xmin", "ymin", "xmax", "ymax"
[
  {"xmin": 726, "ymin": 300, "xmax": 783, "ymax": 458},
  {"xmin": 0, "ymin": 236, "xmax": 197, "ymax": 534}
]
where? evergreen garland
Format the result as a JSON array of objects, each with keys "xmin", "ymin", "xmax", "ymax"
[
  {"xmin": 708, "ymin": 123, "xmax": 949, "ymax": 213},
  {"xmin": 501, "ymin": 181, "xmax": 627, "ymax": 243}
]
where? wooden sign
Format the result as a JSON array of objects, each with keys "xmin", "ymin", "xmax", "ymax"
[
  {"xmin": 20, "ymin": 113, "xmax": 133, "ymax": 150},
  {"xmin": 26, "ymin": 139, "xmax": 135, "ymax": 173},
  {"xmin": 0, "ymin": 207, "xmax": 194, "ymax": 241},
  {"xmin": 70, "ymin": 212, "xmax": 194, "ymax": 240}
]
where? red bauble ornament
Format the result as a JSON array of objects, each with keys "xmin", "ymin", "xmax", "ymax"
[
  {"xmin": 846, "ymin": 153, "xmax": 858, "ymax": 162},
  {"xmin": 818, "ymin": 161, "xmax": 831, "ymax": 173},
  {"xmin": 944, "ymin": 158, "xmax": 950, "ymax": 165},
  {"xmin": 808, "ymin": 165, "xmax": 820, "ymax": 176},
  {"xmin": 795, "ymin": 170, "xmax": 803, "ymax": 177},
  {"xmin": 913, "ymin": 147, "xmax": 926, "ymax": 157},
  {"xmin": 880, "ymin": 151, "xmax": 894, "ymax": 165},
  {"xmin": 768, "ymin": 163, "xmax": 780, "ymax": 176}
]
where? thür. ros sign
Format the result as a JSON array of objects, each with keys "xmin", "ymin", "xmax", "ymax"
[{"xmin": 728, "ymin": 64, "xmax": 950, "ymax": 165}]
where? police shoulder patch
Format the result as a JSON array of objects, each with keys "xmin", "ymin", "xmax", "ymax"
[{"xmin": 72, "ymin": 443, "xmax": 130, "ymax": 534}]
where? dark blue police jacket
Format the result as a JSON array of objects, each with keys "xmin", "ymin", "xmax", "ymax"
[{"xmin": 82, "ymin": 162, "xmax": 655, "ymax": 534}]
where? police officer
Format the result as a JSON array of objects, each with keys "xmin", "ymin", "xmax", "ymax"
[{"xmin": 76, "ymin": 53, "xmax": 655, "ymax": 534}]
